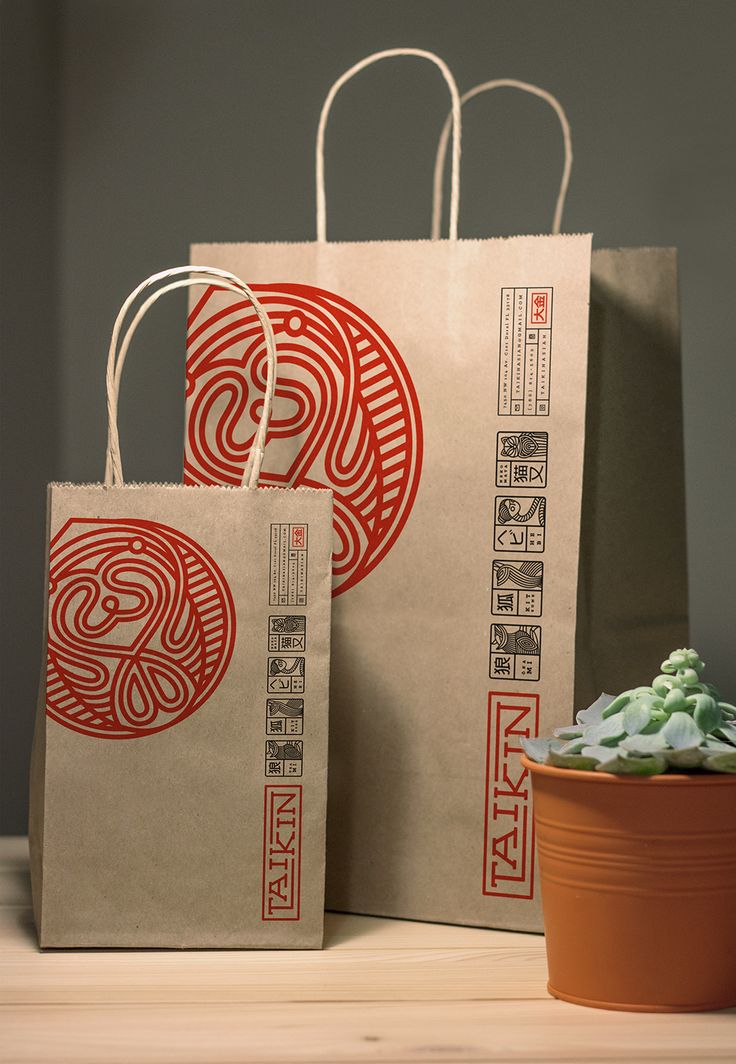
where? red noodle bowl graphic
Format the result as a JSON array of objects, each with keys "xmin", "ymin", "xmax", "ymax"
[
  {"xmin": 46, "ymin": 519, "xmax": 236, "ymax": 739},
  {"xmin": 185, "ymin": 284, "xmax": 423, "ymax": 597}
]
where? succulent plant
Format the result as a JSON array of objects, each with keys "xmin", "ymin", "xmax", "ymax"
[{"xmin": 522, "ymin": 649, "xmax": 736, "ymax": 776}]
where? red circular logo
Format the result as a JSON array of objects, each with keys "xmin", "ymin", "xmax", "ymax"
[
  {"xmin": 46, "ymin": 518, "xmax": 236, "ymax": 739},
  {"xmin": 185, "ymin": 284, "xmax": 423, "ymax": 597}
]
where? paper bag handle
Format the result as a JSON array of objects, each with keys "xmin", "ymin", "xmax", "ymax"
[
  {"xmin": 316, "ymin": 48, "xmax": 462, "ymax": 242},
  {"xmin": 104, "ymin": 266, "xmax": 277, "ymax": 489},
  {"xmin": 430, "ymin": 79, "xmax": 572, "ymax": 239}
]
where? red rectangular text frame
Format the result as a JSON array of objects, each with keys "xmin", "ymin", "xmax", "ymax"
[
  {"xmin": 262, "ymin": 784, "xmax": 302, "ymax": 920},
  {"xmin": 528, "ymin": 290, "xmax": 550, "ymax": 326},
  {"xmin": 483, "ymin": 691, "xmax": 540, "ymax": 900}
]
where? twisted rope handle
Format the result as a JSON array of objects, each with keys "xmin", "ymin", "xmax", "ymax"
[
  {"xmin": 104, "ymin": 266, "xmax": 277, "ymax": 489},
  {"xmin": 430, "ymin": 79, "xmax": 572, "ymax": 239},
  {"xmin": 316, "ymin": 47, "xmax": 462, "ymax": 242}
]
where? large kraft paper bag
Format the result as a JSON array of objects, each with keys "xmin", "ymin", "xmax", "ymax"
[
  {"xmin": 186, "ymin": 51, "xmax": 594, "ymax": 932},
  {"xmin": 29, "ymin": 267, "xmax": 333, "ymax": 948},
  {"xmin": 429, "ymin": 78, "xmax": 689, "ymax": 710}
]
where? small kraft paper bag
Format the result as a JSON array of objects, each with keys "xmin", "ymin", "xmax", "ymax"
[
  {"xmin": 429, "ymin": 78, "xmax": 689, "ymax": 710},
  {"xmin": 186, "ymin": 49, "xmax": 594, "ymax": 933},
  {"xmin": 29, "ymin": 267, "xmax": 333, "ymax": 948}
]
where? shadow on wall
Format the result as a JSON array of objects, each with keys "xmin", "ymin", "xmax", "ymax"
[
  {"xmin": 575, "ymin": 247, "xmax": 689, "ymax": 711},
  {"xmin": 0, "ymin": 3, "xmax": 61, "ymax": 834}
]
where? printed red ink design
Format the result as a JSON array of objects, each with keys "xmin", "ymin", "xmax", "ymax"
[
  {"xmin": 185, "ymin": 284, "xmax": 423, "ymax": 597},
  {"xmin": 46, "ymin": 518, "xmax": 236, "ymax": 739},
  {"xmin": 483, "ymin": 691, "xmax": 540, "ymax": 899},
  {"xmin": 529, "ymin": 291, "xmax": 549, "ymax": 325},
  {"xmin": 262, "ymin": 785, "xmax": 302, "ymax": 920}
]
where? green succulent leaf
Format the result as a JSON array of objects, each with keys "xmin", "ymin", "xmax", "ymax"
[
  {"xmin": 581, "ymin": 745, "xmax": 621, "ymax": 767},
  {"xmin": 692, "ymin": 694, "xmax": 721, "ymax": 735},
  {"xmin": 599, "ymin": 692, "xmax": 632, "ymax": 719},
  {"xmin": 680, "ymin": 668, "xmax": 701, "ymax": 687},
  {"xmin": 552, "ymin": 725, "xmax": 584, "ymax": 740},
  {"xmin": 661, "ymin": 649, "xmax": 704, "ymax": 675},
  {"xmin": 665, "ymin": 747, "xmax": 708, "ymax": 769},
  {"xmin": 520, "ymin": 737, "xmax": 553, "ymax": 763},
  {"xmin": 620, "ymin": 731, "xmax": 669, "ymax": 755},
  {"xmin": 704, "ymin": 737, "xmax": 735, "ymax": 752},
  {"xmin": 575, "ymin": 693, "xmax": 615, "ymax": 726},
  {"xmin": 704, "ymin": 752, "xmax": 736, "ymax": 774},
  {"xmin": 548, "ymin": 749, "xmax": 600, "ymax": 771},
  {"xmin": 581, "ymin": 711, "xmax": 626, "ymax": 747},
  {"xmin": 684, "ymin": 687, "xmax": 706, "ymax": 700},
  {"xmin": 622, "ymin": 699, "xmax": 652, "ymax": 736},
  {"xmin": 715, "ymin": 720, "xmax": 736, "ymax": 744},
  {"xmin": 641, "ymin": 716, "xmax": 667, "ymax": 733},
  {"xmin": 523, "ymin": 649, "xmax": 732, "ymax": 777},
  {"xmin": 593, "ymin": 755, "xmax": 628, "ymax": 773},
  {"xmin": 601, "ymin": 754, "xmax": 667, "ymax": 776},
  {"xmin": 652, "ymin": 674, "xmax": 676, "ymax": 696},
  {"xmin": 556, "ymin": 737, "xmax": 588, "ymax": 755},
  {"xmin": 662, "ymin": 711, "xmax": 703, "ymax": 750},
  {"xmin": 612, "ymin": 753, "xmax": 667, "ymax": 778},
  {"xmin": 663, "ymin": 688, "xmax": 688, "ymax": 714}
]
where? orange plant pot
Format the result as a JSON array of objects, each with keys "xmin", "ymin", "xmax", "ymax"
[{"xmin": 522, "ymin": 754, "xmax": 736, "ymax": 1012}]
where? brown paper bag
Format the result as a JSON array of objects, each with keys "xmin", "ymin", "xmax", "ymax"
[
  {"xmin": 185, "ymin": 51, "xmax": 596, "ymax": 932},
  {"xmin": 29, "ymin": 267, "xmax": 333, "ymax": 948},
  {"xmin": 429, "ymin": 78, "xmax": 689, "ymax": 709}
]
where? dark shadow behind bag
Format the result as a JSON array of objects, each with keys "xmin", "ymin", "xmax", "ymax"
[{"xmin": 576, "ymin": 247, "xmax": 688, "ymax": 706}]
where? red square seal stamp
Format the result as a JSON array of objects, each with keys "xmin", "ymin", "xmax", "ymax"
[
  {"xmin": 529, "ymin": 290, "xmax": 549, "ymax": 326},
  {"xmin": 483, "ymin": 691, "xmax": 539, "ymax": 900},
  {"xmin": 262, "ymin": 784, "xmax": 302, "ymax": 920}
]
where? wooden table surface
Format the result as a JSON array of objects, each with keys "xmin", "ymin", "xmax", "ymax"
[{"xmin": 1, "ymin": 837, "xmax": 733, "ymax": 1063}]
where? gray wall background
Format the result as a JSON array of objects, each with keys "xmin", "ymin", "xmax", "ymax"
[{"xmin": 2, "ymin": 0, "xmax": 735, "ymax": 832}]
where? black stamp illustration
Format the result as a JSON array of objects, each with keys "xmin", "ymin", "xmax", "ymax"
[
  {"xmin": 266, "ymin": 698, "xmax": 304, "ymax": 736},
  {"xmin": 493, "ymin": 496, "xmax": 546, "ymax": 553},
  {"xmin": 498, "ymin": 287, "xmax": 553, "ymax": 416},
  {"xmin": 489, "ymin": 624, "xmax": 542, "ymax": 682},
  {"xmin": 268, "ymin": 615, "xmax": 307, "ymax": 653},
  {"xmin": 269, "ymin": 523, "xmax": 308, "ymax": 607},
  {"xmin": 267, "ymin": 656, "xmax": 305, "ymax": 694},
  {"xmin": 491, "ymin": 560, "xmax": 544, "ymax": 617},
  {"xmin": 265, "ymin": 739, "xmax": 303, "ymax": 778},
  {"xmin": 496, "ymin": 431, "xmax": 548, "ymax": 489}
]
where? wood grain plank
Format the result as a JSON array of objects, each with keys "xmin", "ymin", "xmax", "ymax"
[
  {"xmin": 2, "ymin": 1001, "xmax": 734, "ymax": 1064},
  {"xmin": 0, "ymin": 904, "xmax": 536, "ymax": 953},
  {"xmin": 3, "ymin": 837, "xmax": 733, "ymax": 1064},
  {"xmin": 0, "ymin": 941, "xmax": 548, "ymax": 1005}
]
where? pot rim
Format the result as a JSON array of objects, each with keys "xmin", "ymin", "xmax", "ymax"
[{"xmin": 520, "ymin": 753, "xmax": 736, "ymax": 785}]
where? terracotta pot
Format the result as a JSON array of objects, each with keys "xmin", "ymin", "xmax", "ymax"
[{"xmin": 522, "ymin": 754, "xmax": 736, "ymax": 1012}]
